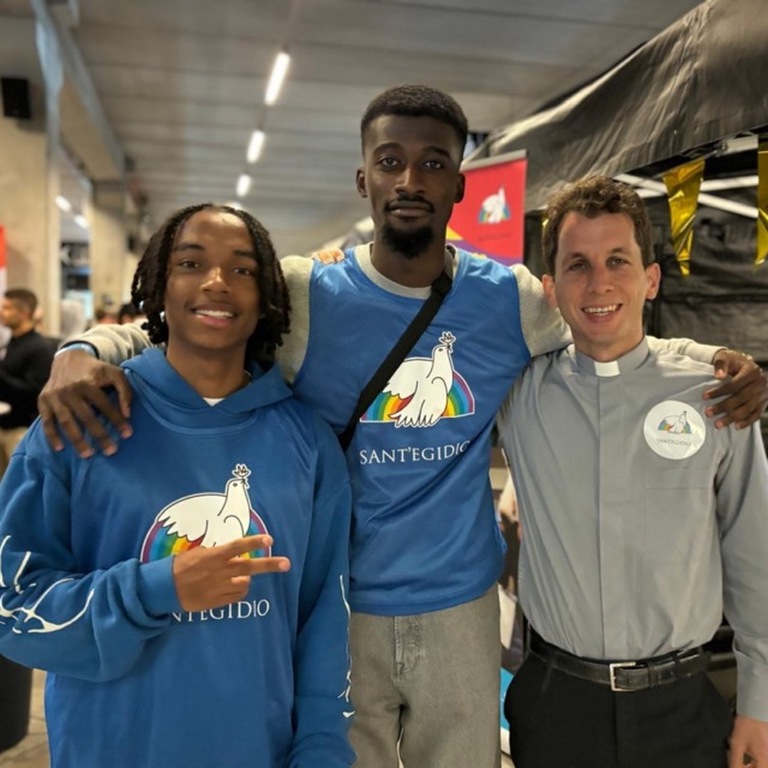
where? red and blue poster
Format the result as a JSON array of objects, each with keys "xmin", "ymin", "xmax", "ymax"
[{"xmin": 447, "ymin": 151, "xmax": 527, "ymax": 264}]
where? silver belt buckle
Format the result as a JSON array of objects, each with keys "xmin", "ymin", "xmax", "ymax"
[{"xmin": 609, "ymin": 661, "xmax": 637, "ymax": 692}]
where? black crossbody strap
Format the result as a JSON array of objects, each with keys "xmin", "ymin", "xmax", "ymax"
[{"xmin": 338, "ymin": 269, "xmax": 452, "ymax": 451}]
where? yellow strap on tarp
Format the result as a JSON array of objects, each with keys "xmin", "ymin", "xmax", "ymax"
[
  {"xmin": 663, "ymin": 158, "xmax": 705, "ymax": 277},
  {"xmin": 758, "ymin": 137, "xmax": 767, "ymax": 267}
]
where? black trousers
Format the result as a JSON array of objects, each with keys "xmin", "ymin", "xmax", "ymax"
[{"xmin": 505, "ymin": 653, "xmax": 732, "ymax": 768}]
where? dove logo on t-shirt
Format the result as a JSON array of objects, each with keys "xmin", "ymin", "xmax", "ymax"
[
  {"xmin": 140, "ymin": 464, "xmax": 270, "ymax": 562},
  {"xmin": 361, "ymin": 331, "xmax": 475, "ymax": 429}
]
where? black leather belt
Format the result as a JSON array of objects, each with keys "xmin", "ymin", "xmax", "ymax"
[{"xmin": 529, "ymin": 630, "xmax": 710, "ymax": 692}]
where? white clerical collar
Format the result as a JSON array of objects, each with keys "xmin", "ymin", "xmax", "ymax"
[{"xmin": 574, "ymin": 337, "xmax": 650, "ymax": 377}]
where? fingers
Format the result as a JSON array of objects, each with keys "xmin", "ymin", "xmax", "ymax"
[
  {"xmin": 705, "ymin": 379, "xmax": 768, "ymax": 429},
  {"xmin": 704, "ymin": 366, "xmax": 768, "ymax": 430},
  {"xmin": 231, "ymin": 556, "xmax": 292, "ymax": 575},
  {"xmin": 311, "ymin": 247, "xmax": 345, "ymax": 264},
  {"xmin": 218, "ymin": 534, "xmax": 274, "ymax": 558},
  {"xmin": 38, "ymin": 353, "xmax": 134, "ymax": 456},
  {"xmin": 172, "ymin": 536, "xmax": 291, "ymax": 613},
  {"xmin": 712, "ymin": 349, "xmax": 757, "ymax": 378}
]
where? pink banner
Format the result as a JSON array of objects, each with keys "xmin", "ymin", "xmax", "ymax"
[{"xmin": 448, "ymin": 152, "xmax": 527, "ymax": 264}]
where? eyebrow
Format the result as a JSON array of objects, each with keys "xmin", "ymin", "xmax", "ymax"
[
  {"xmin": 171, "ymin": 242, "xmax": 258, "ymax": 260},
  {"xmin": 373, "ymin": 141, "xmax": 455, "ymax": 160}
]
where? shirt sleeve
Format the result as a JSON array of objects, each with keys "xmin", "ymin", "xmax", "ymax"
[
  {"xmin": 646, "ymin": 335, "xmax": 721, "ymax": 364},
  {"xmin": 715, "ymin": 424, "xmax": 768, "ymax": 722},
  {"xmin": 511, "ymin": 264, "xmax": 571, "ymax": 356},
  {"xmin": 69, "ymin": 323, "xmax": 156, "ymax": 365},
  {"xmin": 276, "ymin": 255, "xmax": 313, "ymax": 385},
  {"xmin": 0, "ymin": 426, "xmax": 179, "ymax": 682},
  {"xmin": 287, "ymin": 414, "xmax": 355, "ymax": 768}
]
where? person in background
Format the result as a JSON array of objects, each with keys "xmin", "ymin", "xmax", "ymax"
[
  {"xmin": 0, "ymin": 204, "xmax": 354, "ymax": 768},
  {"xmin": 117, "ymin": 301, "xmax": 141, "ymax": 325},
  {"xmin": 34, "ymin": 86, "xmax": 768, "ymax": 768},
  {"xmin": 92, "ymin": 306, "xmax": 118, "ymax": 325},
  {"xmin": 58, "ymin": 298, "xmax": 88, "ymax": 342},
  {"xmin": 498, "ymin": 176, "xmax": 768, "ymax": 768},
  {"xmin": 0, "ymin": 288, "xmax": 56, "ymax": 476}
]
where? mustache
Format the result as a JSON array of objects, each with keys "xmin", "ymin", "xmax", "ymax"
[{"xmin": 386, "ymin": 195, "xmax": 434, "ymax": 211}]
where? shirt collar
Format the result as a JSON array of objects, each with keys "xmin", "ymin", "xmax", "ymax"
[{"xmin": 573, "ymin": 337, "xmax": 650, "ymax": 377}]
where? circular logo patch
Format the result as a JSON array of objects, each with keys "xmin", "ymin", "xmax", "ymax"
[{"xmin": 643, "ymin": 400, "xmax": 705, "ymax": 460}]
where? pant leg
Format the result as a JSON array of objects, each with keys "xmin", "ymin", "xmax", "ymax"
[
  {"xmin": 506, "ymin": 655, "xmax": 731, "ymax": 768},
  {"xmin": 398, "ymin": 587, "xmax": 501, "ymax": 768},
  {"xmin": 505, "ymin": 654, "xmax": 617, "ymax": 768},
  {"xmin": 348, "ymin": 611, "xmax": 402, "ymax": 768},
  {"xmin": 617, "ymin": 671, "xmax": 731, "ymax": 768}
]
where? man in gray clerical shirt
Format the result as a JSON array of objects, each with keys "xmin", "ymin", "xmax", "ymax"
[{"xmin": 497, "ymin": 176, "xmax": 768, "ymax": 768}]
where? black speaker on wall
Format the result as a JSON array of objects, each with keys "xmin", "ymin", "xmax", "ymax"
[{"xmin": 1, "ymin": 77, "xmax": 31, "ymax": 120}]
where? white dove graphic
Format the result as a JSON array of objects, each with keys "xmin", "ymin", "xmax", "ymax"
[
  {"xmin": 481, "ymin": 186, "xmax": 507, "ymax": 223},
  {"xmin": 157, "ymin": 464, "xmax": 254, "ymax": 548},
  {"xmin": 385, "ymin": 332, "xmax": 456, "ymax": 428}
]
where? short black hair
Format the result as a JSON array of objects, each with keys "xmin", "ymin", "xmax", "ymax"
[
  {"xmin": 117, "ymin": 302, "xmax": 139, "ymax": 323},
  {"xmin": 4, "ymin": 288, "xmax": 38, "ymax": 317},
  {"xmin": 542, "ymin": 176, "xmax": 655, "ymax": 275},
  {"xmin": 131, "ymin": 204, "xmax": 291, "ymax": 365},
  {"xmin": 360, "ymin": 84, "xmax": 468, "ymax": 153}
]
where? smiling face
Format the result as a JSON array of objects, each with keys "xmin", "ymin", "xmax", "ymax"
[
  {"xmin": 543, "ymin": 211, "xmax": 661, "ymax": 361},
  {"xmin": 356, "ymin": 114, "xmax": 465, "ymax": 260},
  {"xmin": 163, "ymin": 209, "xmax": 261, "ymax": 366}
]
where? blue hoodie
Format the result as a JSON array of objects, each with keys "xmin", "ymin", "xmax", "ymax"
[{"xmin": 0, "ymin": 349, "xmax": 354, "ymax": 768}]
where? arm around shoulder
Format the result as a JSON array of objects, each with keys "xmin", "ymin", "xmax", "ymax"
[
  {"xmin": 511, "ymin": 264, "xmax": 571, "ymax": 357},
  {"xmin": 72, "ymin": 322, "xmax": 156, "ymax": 366}
]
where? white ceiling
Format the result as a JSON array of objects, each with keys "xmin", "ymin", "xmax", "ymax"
[{"xmin": 2, "ymin": 0, "xmax": 706, "ymax": 255}]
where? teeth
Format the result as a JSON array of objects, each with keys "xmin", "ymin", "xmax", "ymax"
[
  {"xmin": 195, "ymin": 309, "xmax": 233, "ymax": 318},
  {"xmin": 583, "ymin": 305, "xmax": 618, "ymax": 315}
]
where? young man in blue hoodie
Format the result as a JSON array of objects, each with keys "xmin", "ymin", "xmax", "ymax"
[{"xmin": 0, "ymin": 205, "xmax": 354, "ymax": 768}]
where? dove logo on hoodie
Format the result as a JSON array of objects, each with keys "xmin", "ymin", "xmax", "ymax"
[
  {"xmin": 361, "ymin": 331, "xmax": 475, "ymax": 429},
  {"xmin": 140, "ymin": 464, "xmax": 271, "ymax": 562}
]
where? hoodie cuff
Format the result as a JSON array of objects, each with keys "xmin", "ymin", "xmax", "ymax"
[{"xmin": 137, "ymin": 556, "xmax": 182, "ymax": 617}]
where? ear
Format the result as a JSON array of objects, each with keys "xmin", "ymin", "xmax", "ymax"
[
  {"xmin": 356, "ymin": 167, "xmax": 367, "ymax": 199},
  {"xmin": 645, "ymin": 263, "xmax": 661, "ymax": 301},
  {"xmin": 542, "ymin": 274, "xmax": 558, "ymax": 310},
  {"xmin": 454, "ymin": 173, "xmax": 466, "ymax": 204}
]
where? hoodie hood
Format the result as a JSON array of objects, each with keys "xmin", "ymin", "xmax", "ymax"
[{"xmin": 122, "ymin": 348, "xmax": 293, "ymax": 431}]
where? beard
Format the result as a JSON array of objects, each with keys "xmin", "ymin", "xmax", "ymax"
[{"xmin": 380, "ymin": 221, "xmax": 435, "ymax": 260}]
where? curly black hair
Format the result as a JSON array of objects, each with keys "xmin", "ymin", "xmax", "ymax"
[
  {"xmin": 542, "ymin": 176, "xmax": 655, "ymax": 275},
  {"xmin": 131, "ymin": 203, "xmax": 291, "ymax": 365},
  {"xmin": 360, "ymin": 84, "xmax": 468, "ymax": 153}
]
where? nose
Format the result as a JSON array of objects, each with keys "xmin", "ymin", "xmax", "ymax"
[
  {"xmin": 394, "ymin": 163, "xmax": 425, "ymax": 196},
  {"xmin": 587, "ymin": 263, "xmax": 614, "ymax": 293},
  {"xmin": 201, "ymin": 266, "xmax": 229, "ymax": 291}
]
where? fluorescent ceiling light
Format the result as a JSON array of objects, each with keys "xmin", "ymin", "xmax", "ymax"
[
  {"xmin": 265, "ymin": 51, "xmax": 290, "ymax": 105},
  {"xmin": 74, "ymin": 214, "xmax": 89, "ymax": 229},
  {"xmin": 56, "ymin": 195, "xmax": 72, "ymax": 212},
  {"xmin": 236, "ymin": 173, "xmax": 252, "ymax": 197},
  {"xmin": 247, "ymin": 130, "xmax": 266, "ymax": 163}
]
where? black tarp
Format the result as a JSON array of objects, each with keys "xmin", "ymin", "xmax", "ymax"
[{"xmin": 470, "ymin": 0, "xmax": 768, "ymax": 211}]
